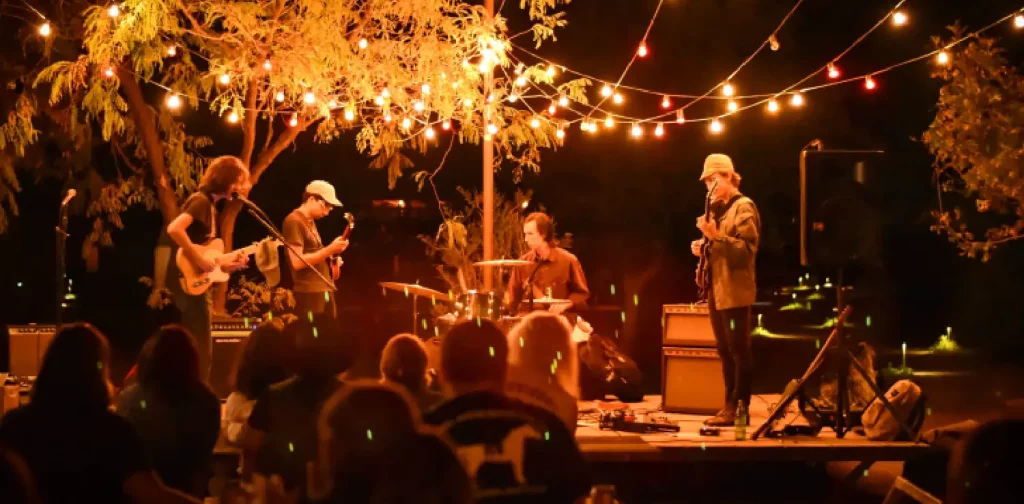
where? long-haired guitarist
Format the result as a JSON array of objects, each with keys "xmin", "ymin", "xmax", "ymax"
[
  {"xmin": 690, "ymin": 154, "xmax": 761, "ymax": 427},
  {"xmin": 167, "ymin": 155, "xmax": 251, "ymax": 380},
  {"xmin": 282, "ymin": 180, "xmax": 350, "ymax": 319}
]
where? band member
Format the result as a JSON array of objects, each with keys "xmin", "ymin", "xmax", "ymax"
[
  {"xmin": 691, "ymin": 154, "xmax": 761, "ymax": 426},
  {"xmin": 282, "ymin": 180, "xmax": 349, "ymax": 319},
  {"xmin": 167, "ymin": 155, "xmax": 250, "ymax": 380},
  {"xmin": 506, "ymin": 212, "xmax": 590, "ymax": 321}
]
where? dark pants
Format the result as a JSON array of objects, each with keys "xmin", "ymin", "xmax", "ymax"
[
  {"xmin": 169, "ymin": 279, "xmax": 212, "ymax": 382},
  {"xmin": 294, "ymin": 291, "xmax": 337, "ymax": 320},
  {"xmin": 708, "ymin": 295, "xmax": 753, "ymax": 410}
]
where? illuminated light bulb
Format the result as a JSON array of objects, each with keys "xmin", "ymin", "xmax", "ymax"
[
  {"xmin": 424, "ymin": 127, "xmax": 435, "ymax": 139},
  {"xmin": 413, "ymin": 100, "xmax": 424, "ymax": 112},
  {"xmin": 401, "ymin": 117, "xmax": 412, "ymax": 129},
  {"xmin": 558, "ymin": 95, "xmax": 569, "ymax": 107},
  {"xmin": 108, "ymin": 4, "xmax": 120, "ymax": 18},
  {"xmin": 462, "ymin": 59, "xmax": 470, "ymax": 69},
  {"xmin": 676, "ymin": 109, "xmax": 686, "ymax": 124},
  {"xmin": 167, "ymin": 46, "xmax": 177, "ymax": 57},
  {"xmin": 727, "ymin": 100, "xmax": 738, "ymax": 112},
  {"xmin": 604, "ymin": 115, "xmax": 614, "ymax": 128},
  {"xmin": 601, "ymin": 85, "xmax": 613, "ymax": 97},
  {"xmin": 39, "ymin": 23, "xmax": 51, "ymax": 37},
  {"xmin": 478, "ymin": 61, "xmax": 491, "ymax": 73},
  {"xmin": 263, "ymin": 59, "xmax": 272, "ymax": 71},
  {"xmin": 936, "ymin": 51, "xmax": 950, "ymax": 65},
  {"xmin": 531, "ymin": 118, "xmax": 541, "ymax": 128},
  {"xmin": 441, "ymin": 120, "xmax": 451, "ymax": 130},
  {"xmin": 827, "ymin": 63, "xmax": 840, "ymax": 79},
  {"xmin": 381, "ymin": 88, "xmax": 390, "ymax": 98},
  {"xmin": 303, "ymin": 91, "xmax": 315, "ymax": 104},
  {"xmin": 790, "ymin": 92, "xmax": 804, "ymax": 107},
  {"xmin": 661, "ymin": 95, "xmax": 672, "ymax": 109},
  {"xmin": 546, "ymin": 65, "xmax": 556, "ymax": 77},
  {"xmin": 767, "ymin": 99, "xmax": 780, "ymax": 113},
  {"xmin": 383, "ymin": 112, "xmax": 392, "ymax": 123},
  {"xmin": 103, "ymin": 66, "xmax": 116, "ymax": 79},
  {"xmin": 589, "ymin": 121, "xmax": 599, "ymax": 133},
  {"xmin": 421, "ymin": 83, "xmax": 431, "ymax": 95},
  {"xmin": 654, "ymin": 123, "xmax": 664, "ymax": 137},
  {"xmin": 487, "ymin": 93, "xmax": 495, "ymax": 103},
  {"xmin": 515, "ymin": 64, "xmax": 524, "ymax": 75},
  {"xmin": 328, "ymin": 100, "xmax": 338, "ymax": 109},
  {"xmin": 637, "ymin": 42, "xmax": 648, "ymax": 57},
  {"xmin": 486, "ymin": 123, "xmax": 499, "ymax": 135},
  {"xmin": 289, "ymin": 114, "xmax": 298, "ymax": 127},
  {"xmin": 515, "ymin": 76, "xmax": 527, "ymax": 87},
  {"xmin": 555, "ymin": 128, "xmax": 565, "ymax": 139},
  {"xmin": 769, "ymin": 34, "xmax": 780, "ymax": 51},
  {"xmin": 709, "ymin": 118, "xmax": 723, "ymax": 134},
  {"xmin": 374, "ymin": 96, "xmax": 384, "ymax": 106},
  {"xmin": 580, "ymin": 121, "xmax": 589, "ymax": 132},
  {"xmin": 227, "ymin": 111, "xmax": 239, "ymax": 123},
  {"xmin": 358, "ymin": 38, "xmax": 368, "ymax": 50},
  {"xmin": 463, "ymin": 98, "xmax": 473, "ymax": 107},
  {"xmin": 165, "ymin": 94, "xmax": 181, "ymax": 110},
  {"xmin": 722, "ymin": 83, "xmax": 735, "ymax": 97},
  {"xmin": 275, "ymin": 91, "xmax": 285, "ymax": 102},
  {"xmin": 1016, "ymin": 14, "xmax": 1024, "ymax": 28},
  {"xmin": 219, "ymin": 74, "xmax": 230, "ymax": 85},
  {"xmin": 547, "ymin": 103, "xmax": 557, "ymax": 114},
  {"xmin": 631, "ymin": 123, "xmax": 642, "ymax": 137},
  {"xmin": 343, "ymin": 108, "xmax": 355, "ymax": 121},
  {"xmin": 507, "ymin": 93, "xmax": 518, "ymax": 103},
  {"xmin": 892, "ymin": 11, "xmax": 907, "ymax": 26},
  {"xmin": 613, "ymin": 93, "xmax": 623, "ymax": 104},
  {"xmin": 864, "ymin": 75, "xmax": 877, "ymax": 90}
]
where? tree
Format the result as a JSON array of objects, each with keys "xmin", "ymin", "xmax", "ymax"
[
  {"xmin": 923, "ymin": 30, "xmax": 1024, "ymax": 262},
  {"xmin": 6, "ymin": 0, "xmax": 588, "ymax": 312}
]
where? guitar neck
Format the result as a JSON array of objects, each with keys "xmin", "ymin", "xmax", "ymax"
[{"xmin": 341, "ymin": 224, "xmax": 353, "ymax": 241}]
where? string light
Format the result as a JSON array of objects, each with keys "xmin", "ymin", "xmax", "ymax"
[
  {"xmin": 515, "ymin": 76, "xmax": 527, "ymax": 87},
  {"xmin": 661, "ymin": 95, "xmax": 672, "ymax": 109},
  {"xmin": 275, "ymin": 91, "xmax": 285, "ymax": 102},
  {"xmin": 1015, "ymin": 14, "xmax": 1024, "ymax": 28},
  {"xmin": 547, "ymin": 102, "xmax": 557, "ymax": 114},
  {"xmin": 892, "ymin": 11, "xmax": 908, "ymax": 27},
  {"xmin": 580, "ymin": 121, "xmax": 590, "ymax": 132},
  {"xmin": 374, "ymin": 95, "xmax": 385, "ymax": 106},
  {"xmin": 546, "ymin": 65, "xmax": 557, "ymax": 77},
  {"xmin": 600, "ymin": 85, "xmax": 613, "ymax": 97},
  {"xmin": 769, "ymin": 34, "xmax": 780, "ymax": 51},
  {"xmin": 381, "ymin": 88, "xmax": 390, "ymax": 98},
  {"xmin": 637, "ymin": 42, "xmax": 649, "ymax": 57},
  {"xmin": 486, "ymin": 123, "xmax": 499, "ymax": 135},
  {"xmin": 555, "ymin": 128, "xmax": 565, "ymax": 140},
  {"xmin": 767, "ymin": 99, "xmax": 780, "ymax": 113},
  {"xmin": 722, "ymin": 83, "xmax": 735, "ymax": 97},
  {"xmin": 263, "ymin": 59, "xmax": 272, "ymax": 71},
  {"xmin": 631, "ymin": 123, "xmax": 642, "ymax": 137},
  {"xmin": 709, "ymin": 118, "xmax": 723, "ymax": 134},
  {"xmin": 604, "ymin": 115, "xmax": 615, "ymax": 128},
  {"xmin": 654, "ymin": 123, "xmax": 664, "ymax": 137},
  {"xmin": 675, "ymin": 110, "xmax": 686, "ymax": 124},
  {"xmin": 103, "ymin": 66, "xmax": 115, "ymax": 79},
  {"xmin": 165, "ymin": 94, "xmax": 181, "ymax": 110},
  {"xmin": 424, "ymin": 126, "xmax": 435, "ymax": 139},
  {"xmin": 383, "ymin": 112, "xmax": 392, "ymax": 123},
  {"xmin": 827, "ymin": 63, "xmax": 841, "ymax": 79},
  {"xmin": 462, "ymin": 98, "xmax": 472, "ymax": 108},
  {"xmin": 107, "ymin": 4, "xmax": 120, "ymax": 18},
  {"xmin": 218, "ymin": 74, "xmax": 230, "ymax": 85},
  {"xmin": 613, "ymin": 92, "xmax": 623, "ymax": 104},
  {"xmin": 558, "ymin": 95, "xmax": 569, "ymax": 107},
  {"xmin": 530, "ymin": 117, "xmax": 541, "ymax": 128},
  {"xmin": 864, "ymin": 75, "xmax": 877, "ymax": 90},
  {"xmin": 401, "ymin": 117, "xmax": 412, "ymax": 129},
  {"xmin": 421, "ymin": 83, "xmax": 431, "ymax": 95},
  {"xmin": 413, "ymin": 100, "xmax": 425, "ymax": 112},
  {"xmin": 936, "ymin": 51, "xmax": 950, "ymax": 65},
  {"xmin": 227, "ymin": 111, "xmax": 239, "ymax": 123},
  {"xmin": 39, "ymin": 22, "xmax": 51, "ymax": 37},
  {"xmin": 328, "ymin": 100, "xmax": 338, "ymax": 109},
  {"xmin": 166, "ymin": 46, "xmax": 177, "ymax": 57},
  {"xmin": 343, "ymin": 108, "xmax": 355, "ymax": 121},
  {"xmin": 358, "ymin": 38, "xmax": 368, "ymax": 50},
  {"xmin": 726, "ymin": 100, "xmax": 738, "ymax": 112},
  {"xmin": 289, "ymin": 114, "xmax": 298, "ymax": 127},
  {"xmin": 303, "ymin": 91, "xmax": 315, "ymax": 104},
  {"xmin": 441, "ymin": 120, "xmax": 451, "ymax": 130},
  {"xmin": 790, "ymin": 92, "xmax": 804, "ymax": 107},
  {"xmin": 507, "ymin": 93, "xmax": 518, "ymax": 103}
]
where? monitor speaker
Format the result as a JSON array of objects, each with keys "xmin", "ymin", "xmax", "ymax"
[
  {"xmin": 6, "ymin": 324, "xmax": 57, "ymax": 377},
  {"xmin": 209, "ymin": 318, "xmax": 260, "ymax": 398},
  {"xmin": 661, "ymin": 346, "xmax": 725, "ymax": 414},
  {"xmin": 662, "ymin": 304, "xmax": 715, "ymax": 347}
]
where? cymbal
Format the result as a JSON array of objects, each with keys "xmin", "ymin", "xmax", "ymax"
[
  {"xmin": 473, "ymin": 259, "xmax": 532, "ymax": 267},
  {"xmin": 379, "ymin": 282, "xmax": 448, "ymax": 299},
  {"xmin": 524, "ymin": 297, "xmax": 572, "ymax": 305}
]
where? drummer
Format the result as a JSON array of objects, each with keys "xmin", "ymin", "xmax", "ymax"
[{"xmin": 505, "ymin": 212, "xmax": 590, "ymax": 322}]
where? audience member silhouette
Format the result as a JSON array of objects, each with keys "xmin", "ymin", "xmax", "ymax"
[
  {"xmin": 224, "ymin": 319, "xmax": 293, "ymax": 444},
  {"xmin": 505, "ymin": 312, "xmax": 581, "ymax": 433},
  {"xmin": 379, "ymin": 334, "xmax": 444, "ymax": 413}
]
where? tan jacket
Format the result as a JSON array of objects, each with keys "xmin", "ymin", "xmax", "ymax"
[{"xmin": 708, "ymin": 195, "xmax": 760, "ymax": 310}]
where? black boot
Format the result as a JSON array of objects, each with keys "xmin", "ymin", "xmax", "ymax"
[{"xmin": 704, "ymin": 407, "xmax": 737, "ymax": 426}]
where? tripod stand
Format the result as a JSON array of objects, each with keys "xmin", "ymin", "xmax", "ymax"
[{"xmin": 752, "ymin": 269, "xmax": 915, "ymax": 440}]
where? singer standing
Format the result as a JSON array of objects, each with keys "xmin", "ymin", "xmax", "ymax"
[
  {"xmin": 506, "ymin": 212, "xmax": 590, "ymax": 323},
  {"xmin": 282, "ymin": 180, "xmax": 349, "ymax": 319},
  {"xmin": 691, "ymin": 154, "xmax": 761, "ymax": 426},
  {"xmin": 167, "ymin": 155, "xmax": 250, "ymax": 379}
]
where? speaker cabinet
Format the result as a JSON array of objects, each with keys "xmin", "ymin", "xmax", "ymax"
[
  {"xmin": 210, "ymin": 327, "xmax": 250, "ymax": 399},
  {"xmin": 800, "ymin": 149, "xmax": 885, "ymax": 268},
  {"xmin": 662, "ymin": 304, "xmax": 715, "ymax": 347},
  {"xmin": 661, "ymin": 346, "xmax": 725, "ymax": 414},
  {"xmin": 6, "ymin": 325, "xmax": 57, "ymax": 377}
]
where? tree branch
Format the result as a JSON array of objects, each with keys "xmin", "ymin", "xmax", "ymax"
[
  {"xmin": 239, "ymin": 81, "xmax": 259, "ymax": 167},
  {"xmin": 250, "ymin": 116, "xmax": 318, "ymax": 183}
]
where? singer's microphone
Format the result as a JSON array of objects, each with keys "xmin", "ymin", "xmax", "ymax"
[{"xmin": 61, "ymin": 189, "xmax": 77, "ymax": 207}]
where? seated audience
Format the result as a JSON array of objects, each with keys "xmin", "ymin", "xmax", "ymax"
[
  {"xmin": 423, "ymin": 319, "xmax": 591, "ymax": 503},
  {"xmin": 223, "ymin": 319, "xmax": 293, "ymax": 444},
  {"xmin": 0, "ymin": 323, "xmax": 198, "ymax": 503},
  {"xmin": 116, "ymin": 325, "xmax": 222, "ymax": 498},
  {"xmin": 379, "ymin": 334, "xmax": 444, "ymax": 412},
  {"xmin": 310, "ymin": 381, "xmax": 470, "ymax": 503},
  {"xmin": 947, "ymin": 418, "xmax": 1024, "ymax": 503},
  {"xmin": 506, "ymin": 312, "xmax": 580, "ymax": 433}
]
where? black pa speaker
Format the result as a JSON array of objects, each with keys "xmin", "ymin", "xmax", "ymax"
[{"xmin": 800, "ymin": 149, "xmax": 885, "ymax": 268}]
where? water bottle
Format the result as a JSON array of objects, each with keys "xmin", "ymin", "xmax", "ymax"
[{"xmin": 734, "ymin": 400, "xmax": 748, "ymax": 441}]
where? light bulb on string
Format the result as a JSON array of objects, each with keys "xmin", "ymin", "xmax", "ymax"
[
  {"xmin": 558, "ymin": 95, "xmax": 569, "ymax": 107},
  {"xmin": 631, "ymin": 123, "xmax": 643, "ymax": 138},
  {"xmin": 374, "ymin": 96, "xmax": 385, "ymax": 106},
  {"xmin": 722, "ymin": 83, "xmax": 735, "ymax": 97},
  {"xmin": 103, "ymin": 66, "xmax": 116, "ymax": 79},
  {"xmin": 486, "ymin": 123, "xmax": 499, "ymax": 135},
  {"xmin": 413, "ymin": 101, "xmax": 425, "ymax": 112},
  {"xmin": 39, "ymin": 23, "xmax": 52, "ymax": 37},
  {"xmin": 864, "ymin": 75, "xmax": 877, "ymax": 90},
  {"xmin": 612, "ymin": 92, "xmax": 623, "ymax": 104},
  {"xmin": 767, "ymin": 99, "xmax": 780, "ymax": 113},
  {"xmin": 661, "ymin": 95, "xmax": 672, "ymax": 109},
  {"xmin": 892, "ymin": 11, "xmax": 908, "ymax": 26},
  {"xmin": 108, "ymin": 4, "xmax": 120, "ymax": 18},
  {"xmin": 515, "ymin": 76, "xmax": 527, "ymax": 87},
  {"xmin": 263, "ymin": 59, "xmax": 272, "ymax": 71},
  {"xmin": 604, "ymin": 115, "xmax": 615, "ymax": 128},
  {"xmin": 546, "ymin": 65, "xmax": 557, "ymax": 78},
  {"xmin": 401, "ymin": 117, "xmax": 412, "ymax": 130},
  {"xmin": 381, "ymin": 88, "xmax": 390, "ymax": 98},
  {"xmin": 275, "ymin": 91, "xmax": 285, "ymax": 102},
  {"xmin": 421, "ymin": 83, "xmax": 431, "ymax": 95},
  {"xmin": 1016, "ymin": 14, "xmax": 1024, "ymax": 28},
  {"xmin": 328, "ymin": 100, "xmax": 338, "ymax": 109},
  {"xmin": 654, "ymin": 123, "xmax": 664, "ymax": 137},
  {"xmin": 580, "ymin": 121, "xmax": 589, "ymax": 132},
  {"xmin": 675, "ymin": 110, "xmax": 686, "ymax": 124},
  {"xmin": 219, "ymin": 74, "xmax": 230, "ymax": 85},
  {"xmin": 486, "ymin": 93, "xmax": 495, "ymax": 103},
  {"xmin": 790, "ymin": 92, "xmax": 804, "ymax": 107},
  {"xmin": 343, "ymin": 108, "xmax": 355, "ymax": 121},
  {"xmin": 531, "ymin": 118, "xmax": 541, "ymax": 128},
  {"xmin": 289, "ymin": 114, "xmax": 298, "ymax": 127},
  {"xmin": 383, "ymin": 112, "xmax": 393, "ymax": 123},
  {"xmin": 555, "ymin": 128, "xmax": 565, "ymax": 140},
  {"xmin": 601, "ymin": 85, "xmax": 613, "ymax": 97},
  {"xmin": 827, "ymin": 63, "xmax": 840, "ymax": 79},
  {"xmin": 424, "ymin": 126, "xmax": 435, "ymax": 139},
  {"xmin": 303, "ymin": 91, "xmax": 315, "ymax": 105},
  {"xmin": 637, "ymin": 42, "xmax": 648, "ymax": 58},
  {"xmin": 463, "ymin": 98, "xmax": 472, "ymax": 108},
  {"xmin": 548, "ymin": 102, "xmax": 557, "ymax": 114},
  {"xmin": 936, "ymin": 51, "xmax": 950, "ymax": 65},
  {"xmin": 507, "ymin": 94, "xmax": 518, "ymax": 103},
  {"xmin": 227, "ymin": 111, "xmax": 239, "ymax": 124},
  {"xmin": 165, "ymin": 94, "xmax": 181, "ymax": 110},
  {"xmin": 441, "ymin": 120, "xmax": 451, "ymax": 130},
  {"xmin": 727, "ymin": 100, "xmax": 738, "ymax": 113},
  {"xmin": 769, "ymin": 34, "xmax": 780, "ymax": 51},
  {"xmin": 166, "ymin": 46, "xmax": 177, "ymax": 57},
  {"xmin": 588, "ymin": 120, "xmax": 599, "ymax": 133},
  {"xmin": 709, "ymin": 118, "xmax": 723, "ymax": 134},
  {"xmin": 358, "ymin": 38, "xmax": 368, "ymax": 50}
]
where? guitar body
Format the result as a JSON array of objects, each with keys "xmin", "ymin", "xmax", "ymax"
[
  {"xmin": 696, "ymin": 180, "xmax": 719, "ymax": 301},
  {"xmin": 176, "ymin": 238, "xmax": 275, "ymax": 295},
  {"xmin": 328, "ymin": 212, "xmax": 355, "ymax": 280}
]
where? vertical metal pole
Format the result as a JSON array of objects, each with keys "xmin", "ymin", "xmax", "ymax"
[{"xmin": 482, "ymin": 0, "xmax": 495, "ymax": 291}]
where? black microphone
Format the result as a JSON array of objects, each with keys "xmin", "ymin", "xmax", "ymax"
[{"xmin": 61, "ymin": 189, "xmax": 77, "ymax": 207}]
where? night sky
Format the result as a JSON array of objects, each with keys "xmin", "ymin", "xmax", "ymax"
[{"xmin": 3, "ymin": 0, "xmax": 1024, "ymax": 370}]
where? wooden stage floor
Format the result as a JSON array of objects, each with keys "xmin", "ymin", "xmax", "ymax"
[{"xmin": 575, "ymin": 394, "xmax": 934, "ymax": 464}]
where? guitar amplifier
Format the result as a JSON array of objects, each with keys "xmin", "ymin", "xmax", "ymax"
[
  {"xmin": 6, "ymin": 324, "xmax": 57, "ymax": 377},
  {"xmin": 661, "ymin": 346, "xmax": 726, "ymax": 414},
  {"xmin": 209, "ymin": 318, "xmax": 260, "ymax": 399},
  {"xmin": 663, "ymin": 303, "xmax": 715, "ymax": 347}
]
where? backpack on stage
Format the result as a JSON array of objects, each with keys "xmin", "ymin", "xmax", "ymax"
[{"xmin": 577, "ymin": 333, "xmax": 644, "ymax": 403}]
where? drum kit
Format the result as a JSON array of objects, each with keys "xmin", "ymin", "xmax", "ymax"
[{"xmin": 379, "ymin": 259, "xmax": 571, "ymax": 335}]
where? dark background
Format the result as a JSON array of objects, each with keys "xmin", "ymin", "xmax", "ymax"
[{"xmin": 3, "ymin": 0, "xmax": 1024, "ymax": 383}]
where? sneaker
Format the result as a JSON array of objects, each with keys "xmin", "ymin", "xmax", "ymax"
[{"xmin": 704, "ymin": 409, "xmax": 736, "ymax": 426}]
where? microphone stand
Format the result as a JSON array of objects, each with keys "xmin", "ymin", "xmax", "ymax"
[
  {"xmin": 55, "ymin": 196, "xmax": 72, "ymax": 331},
  {"xmin": 236, "ymin": 196, "xmax": 336, "ymax": 292},
  {"xmin": 526, "ymin": 258, "xmax": 543, "ymax": 312}
]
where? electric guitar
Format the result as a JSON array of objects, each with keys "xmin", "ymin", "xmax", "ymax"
[
  {"xmin": 176, "ymin": 238, "xmax": 279, "ymax": 295},
  {"xmin": 327, "ymin": 212, "xmax": 355, "ymax": 280},
  {"xmin": 696, "ymin": 179, "xmax": 719, "ymax": 301}
]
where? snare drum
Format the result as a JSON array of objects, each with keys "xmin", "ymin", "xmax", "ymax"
[{"xmin": 455, "ymin": 290, "xmax": 503, "ymax": 321}]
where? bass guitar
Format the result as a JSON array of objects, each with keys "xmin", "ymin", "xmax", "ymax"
[
  {"xmin": 695, "ymin": 179, "xmax": 719, "ymax": 301},
  {"xmin": 177, "ymin": 238, "xmax": 279, "ymax": 295},
  {"xmin": 327, "ymin": 212, "xmax": 355, "ymax": 280}
]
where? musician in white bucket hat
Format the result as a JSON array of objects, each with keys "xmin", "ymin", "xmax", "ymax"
[{"xmin": 691, "ymin": 154, "xmax": 762, "ymax": 427}]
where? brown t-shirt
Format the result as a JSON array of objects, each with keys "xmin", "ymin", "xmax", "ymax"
[
  {"xmin": 282, "ymin": 209, "xmax": 334, "ymax": 293},
  {"xmin": 181, "ymin": 192, "xmax": 215, "ymax": 245},
  {"xmin": 505, "ymin": 247, "xmax": 590, "ymax": 314}
]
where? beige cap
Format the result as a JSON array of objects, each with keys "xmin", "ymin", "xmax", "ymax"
[
  {"xmin": 305, "ymin": 180, "xmax": 343, "ymax": 207},
  {"xmin": 700, "ymin": 153, "xmax": 736, "ymax": 181}
]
